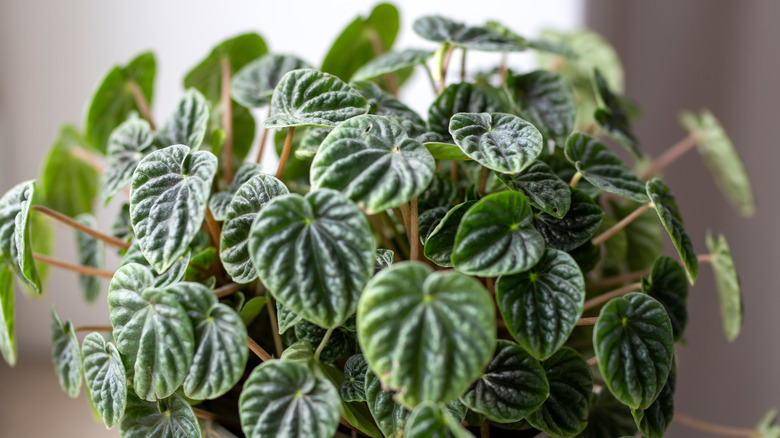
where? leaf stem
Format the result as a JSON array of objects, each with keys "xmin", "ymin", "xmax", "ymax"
[
  {"xmin": 481, "ymin": 422, "xmax": 490, "ymax": 438},
  {"xmin": 128, "ymin": 81, "xmax": 156, "ymax": 130},
  {"xmin": 569, "ymin": 171, "xmax": 582, "ymax": 188},
  {"xmin": 438, "ymin": 45, "xmax": 456, "ymax": 93},
  {"xmin": 586, "ymin": 356, "xmax": 599, "ymax": 367},
  {"xmin": 314, "ymin": 327, "xmax": 335, "ymax": 360},
  {"xmin": 70, "ymin": 147, "xmax": 106, "ymax": 174},
  {"xmin": 410, "ymin": 198, "xmax": 420, "ymax": 261},
  {"xmin": 255, "ymin": 107, "xmax": 273, "ymax": 164},
  {"xmin": 204, "ymin": 207, "xmax": 222, "ymax": 248},
  {"xmin": 639, "ymin": 134, "xmax": 700, "ymax": 180},
  {"xmin": 484, "ymin": 277, "xmax": 495, "ymax": 295},
  {"xmin": 74, "ymin": 325, "xmax": 112, "ymax": 333},
  {"xmin": 450, "ymin": 161, "xmax": 459, "ymax": 185},
  {"xmin": 674, "ymin": 412, "xmax": 758, "ymax": 437},
  {"xmin": 221, "ymin": 58, "xmax": 235, "ymax": 184},
  {"xmin": 499, "ymin": 53, "xmax": 509, "ymax": 86},
  {"xmin": 460, "ymin": 48, "xmax": 467, "ymax": 82},
  {"xmin": 380, "ymin": 212, "xmax": 410, "ymax": 260},
  {"xmin": 247, "ymin": 336, "xmax": 272, "ymax": 361},
  {"xmin": 587, "ymin": 268, "xmax": 651, "ymax": 291},
  {"xmin": 576, "ymin": 317, "xmax": 599, "ymax": 326},
  {"xmin": 32, "ymin": 205, "xmax": 131, "ymax": 250},
  {"xmin": 192, "ymin": 407, "xmax": 241, "ymax": 428},
  {"xmin": 33, "ymin": 253, "xmax": 115, "ymax": 279},
  {"xmin": 582, "ymin": 282, "xmax": 642, "ymax": 312},
  {"xmin": 276, "ymin": 127, "xmax": 296, "ymax": 180},
  {"xmin": 397, "ymin": 205, "xmax": 411, "ymax": 238},
  {"xmin": 698, "ymin": 254, "xmax": 714, "ymax": 264},
  {"xmin": 368, "ymin": 214, "xmax": 402, "ymax": 259},
  {"xmin": 422, "ymin": 63, "xmax": 438, "ymax": 95},
  {"xmin": 365, "ymin": 28, "xmax": 398, "ymax": 97},
  {"xmin": 478, "ymin": 166, "xmax": 489, "ymax": 195},
  {"xmin": 591, "ymin": 202, "xmax": 652, "ymax": 246},
  {"xmin": 213, "ymin": 282, "xmax": 244, "ymax": 299},
  {"xmin": 264, "ymin": 292, "xmax": 284, "ymax": 357}
]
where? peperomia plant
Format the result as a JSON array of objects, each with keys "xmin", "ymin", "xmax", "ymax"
[{"xmin": 1, "ymin": 4, "xmax": 774, "ymax": 438}]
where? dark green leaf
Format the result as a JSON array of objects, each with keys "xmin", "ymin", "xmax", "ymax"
[
  {"xmin": 295, "ymin": 319, "xmax": 355, "ymax": 363},
  {"xmin": 497, "ymin": 160, "xmax": 571, "ymax": 218},
  {"xmin": 0, "ymin": 180, "xmax": 40, "ymax": 294},
  {"xmin": 232, "ymin": 54, "xmax": 313, "ymax": 108},
  {"xmin": 569, "ymin": 241, "xmax": 601, "ymax": 275},
  {"xmin": 460, "ymin": 340, "xmax": 548, "ymax": 422},
  {"xmin": 423, "ymin": 201, "xmax": 475, "ymax": 267},
  {"xmin": 40, "ymin": 125, "xmax": 100, "ymax": 215},
  {"xmin": 51, "ymin": 308, "xmax": 82, "ymax": 398},
  {"xmin": 0, "ymin": 263, "xmax": 15, "ymax": 366},
  {"xmin": 496, "ymin": 249, "xmax": 585, "ymax": 360},
  {"xmin": 352, "ymin": 49, "xmax": 433, "ymax": 82},
  {"xmin": 527, "ymin": 347, "xmax": 592, "ymax": 438},
  {"xmin": 264, "ymin": 69, "xmax": 369, "ymax": 129},
  {"xmin": 577, "ymin": 390, "xmax": 636, "ymax": 438},
  {"xmin": 533, "ymin": 188, "xmax": 604, "ymax": 252},
  {"xmin": 364, "ymin": 369, "xmax": 411, "ymax": 437},
  {"xmin": 428, "ymin": 83, "xmax": 512, "ymax": 139},
  {"xmin": 358, "ymin": 262, "xmax": 495, "ymax": 408},
  {"xmin": 564, "ymin": 133, "xmax": 647, "ymax": 202},
  {"xmin": 130, "ymin": 145, "xmax": 218, "ymax": 273},
  {"xmin": 404, "ymin": 402, "xmax": 472, "ymax": 438},
  {"xmin": 310, "ymin": 114, "xmax": 435, "ymax": 213},
  {"xmin": 413, "ymin": 16, "xmax": 525, "ymax": 52},
  {"xmin": 511, "ymin": 70, "xmax": 576, "ymax": 145},
  {"xmin": 340, "ymin": 354, "xmax": 368, "ymax": 402},
  {"xmin": 208, "ymin": 162, "xmax": 264, "ymax": 221},
  {"xmin": 642, "ymin": 256, "xmax": 689, "ymax": 341},
  {"xmin": 112, "ymin": 203, "xmax": 133, "ymax": 241},
  {"xmin": 249, "ymin": 189, "xmax": 375, "ymax": 328},
  {"xmin": 155, "ymin": 89, "xmax": 210, "ymax": 150},
  {"xmin": 632, "ymin": 363, "xmax": 676, "ymax": 438},
  {"xmin": 121, "ymin": 393, "xmax": 201, "ymax": 438},
  {"xmin": 86, "ymin": 52, "xmax": 155, "ymax": 153},
  {"xmin": 594, "ymin": 292, "xmax": 674, "ymax": 409},
  {"xmin": 612, "ymin": 200, "xmax": 664, "ymax": 271},
  {"xmin": 419, "ymin": 207, "xmax": 448, "ymax": 243},
  {"xmin": 593, "ymin": 70, "xmax": 639, "ymax": 156},
  {"xmin": 418, "ymin": 173, "xmax": 459, "ymax": 211},
  {"xmin": 239, "ymin": 360, "xmax": 340, "ymax": 438},
  {"xmin": 350, "ymin": 81, "xmax": 426, "ymax": 132},
  {"xmin": 102, "ymin": 119, "xmax": 154, "ymax": 203},
  {"xmin": 82, "ymin": 333, "xmax": 127, "ymax": 428},
  {"xmin": 706, "ymin": 231, "xmax": 743, "ymax": 342},
  {"xmin": 646, "ymin": 179, "xmax": 698, "ymax": 284},
  {"xmin": 74, "ymin": 214, "xmax": 103, "ymax": 303},
  {"xmin": 452, "ymin": 191, "xmax": 545, "ymax": 276}
]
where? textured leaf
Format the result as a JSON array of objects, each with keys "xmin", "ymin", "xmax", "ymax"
[
  {"xmin": 593, "ymin": 70, "xmax": 639, "ymax": 156},
  {"xmin": 108, "ymin": 263, "xmax": 195, "ymax": 401},
  {"xmin": 184, "ymin": 33, "xmax": 268, "ymax": 101},
  {"xmin": 423, "ymin": 142, "xmax": 471, "ymax": 161},
  {"xmin": 577, "ymin": 390, "xmax": 636, "ymax": 438},
  {"xmin": 646, "ymin": 179, "xmax": 698, "ymax": 284},
  {"xmin": 564, "ymin": 133, "xmax": 647, "ymax": 202},
  {"xmin": 632, "ymin": 363, "xmax": 676, "ymax": 438},
  {"xmin": 452, "ymin": 191, "xmax": 545, "ymax": 276},
  {"xmin": 418, "ymin": 173, "xmax": 458, "ymax": 211},
  {"xmin": 220, "ymin": 174, "xmax": 289, "ymax": 283},
  {"xmin": 121, "ymin": 393, "xmax": 201, "ymax": 438},
  {"xmin": 155, "ymin": 89, "xmax": 210, "ymax": 150},
  {"xmin": 511, "ymin": 70, "xmax": 576, "ymax": 145},
  {"xmin": 641, "ymin": 256, "xmax": 689, "ymax": 341},
  {"xmin": 374, "ymin": 248, "xmax": 394, "ymax": 273},
  {"xmin": 404, "ymin": 402, "xmax": 472, "ymax": 438},
  {"xmin": 533, "ymin": 188, "xmax": 604, "ymax": 252},
  {"xmin": 295, "ymin": 319, "xmax": 355, "ymax": 363},
  {"xmin": 40, "ymin": 125, "xmax": 100, "ymax": 215},
  {"xmin": 277, "ymin": 301, "xmax": 302, "ymax": 335},
  {"xmin": 681, "ymin": 109, "xmax": 755, "ymax": 217},
  {"xmin": 86, "ymin": 52, "xmax": 155, "ymax": 153},
  {"xmin": 428, "ymin": 83, "xmax": 512, "ymax": 139},
  {"xmin": 130, "ymin": 145, "xmax": 218, "ymax": 273},
  {"xmin": 239, "ymin": 360, "xmax": 340, "ymax": 438},
  {"xmin": 209, "ymin": 162, "xmax": 264, "ymax": 221},
  {"xmin": 594, "ymin": 292, "xmax": 674, "ymax": 409},
  {"xmin": 51, "ymin": 308, "xmax": 82, "ymax": 398},
  {"xmin": 419, "ymin": 207, "xmax": 448, "ymax": 244},
  {"xmin": 569, "ymin": 241, "xmax": 601, "ymax": 275},
  {"xmin": 364, "ymin": 369, "xmax": 411, "ymax": 437},
  {"xmin": 497, "ymin": 160, "xmax": 571, "ymax": 218},
  {"xmin": 449, "ymin": 112, "xmax": 543, "ymax": 174},
  {"xmin": 413, "ymin": 16, "xmax": 524, "ymax": 52},
  {"xmin": 74, "ymin": 214, "xmax": 104, "ymax": 303},
  {"xmin": 350, "ymin": 81, "xmax": 427, "ymax": 135},
  {"xmin": 0, "ymin": 263, "xmax": 15, "ymax": 366},
  {"xmin": 232, "ymin": 54, "xmax": 313, "ymax": 108},
  {"xmin": 352, "ymin": 49, "xmax": 433, "ymax": 82},
  {"xmin": 82, "ymin": 333, "xmax": 127, "ymax": 428},
  {"xmin": 496, "ymin": 249, "xmax": 585, "ymax": 360},
  {"xmin": 527, "ymin": 347, "xmax": 592, "ymax": 438},
  {"xmin": 460, "ymin": 340, "xmax": 548, "ymax": 422},
  {"xmin": 486, "ymin": 21, "xmax": 577, "ymax": 57},
  {"xmin": 706, "ymin": 231, "xmax": 743, "ymax": 342},
  {"xmin": 340, "ymin": 354, "xmax": 368, "ymax": 402},
  {"xmin": 249, "ymin": 189, "xmax": 374, "ymax": 328},
  {"xmin": 0, "ymin": 180, "xmax": 40, "ymax": 293},
  {"xmin": 358, "ymin": 262, "xmax": 495, "ymax": 408},
  {"xmin": 102, "ymin": 119, "xmax": 154, "ymax": 203},
  {"xmin": 423, "ymin": 201, "xmax": 475, "ymax": 267},
  {"xmin": 310, "ymin": 114, "xmax": 435, "ymax": 213},
  {"xmin": 263, "ymin": 69, "xmax": 370, "ymax": 129}
]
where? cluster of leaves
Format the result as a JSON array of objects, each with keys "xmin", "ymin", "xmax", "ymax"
[{"xmin": 0, "ymin": 4, "xmax": 772, "ymax": 438}]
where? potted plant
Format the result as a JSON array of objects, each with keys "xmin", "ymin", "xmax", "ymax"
[{"xmin": 0, "ymin": 3, "xmax": 773, "ymax": 437}]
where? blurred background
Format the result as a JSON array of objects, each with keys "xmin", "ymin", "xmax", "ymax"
[{"xmin": 0, "ymin": 0, "xmax": 777, "ymax": 436}]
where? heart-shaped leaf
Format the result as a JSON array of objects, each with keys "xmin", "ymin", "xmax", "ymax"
[
  {"xmin": 565, "ymin": 133, "xmax": 647, "ymax": 202},
  {"xmin": 680, "ymin": 110, "xmax": 755, "ymax": 217},
  {"xmin": 496, "ymin": 249, "xmax": 585, "ymax": 360},
  {"xmin": 352, "ymin": 49, "xmax": 433, "ymax": 82},
  {"xmin": 130, "ymin": 145, "xmax": 217, "ymax": 273},
  {"xmin": 511, "ymin": 70, "xmax": 576, "ymax": 145},
  {"xmin": 706, "ymin": 231, "xmax": 743, "ymax": 342},
  {"xmin": 340, "ymin": 353, "xmax": 369, "ymax": 402},
  {"xmin": 526, "ymin": 347, "xmax": 593, "ymax": 438},
  {"xmin": 263, "ymin": 69, "xmax": 370, "ymax": 129},
  {"xmin": 641, "ymin": 256, "xmax": 689, "ymax": 341},
  {"xmin": 358, "ymin": 262, "xmax": 495, "ymax": 408},
  {"xmin": 154, "ymin": 89, "xmax": 210, "ymax": 150},
  {"xmin": 108, "ymin": 263, "xmax": 195, "ymax": 401},
  {"xmin": 208, "ymin": 162, "xmax": 264, "ymax": 221},
  {"xmin": 418, "ymin": 207, "xmax": 448, "ymax": 244},
  {"xmin": 452, "ymin": 191, "xmax": 545, "ymax": 276},
  {"xmin": 413, "ymin": 16, "xmax": 525, "ymax": 52},
  {"xmin": 239, "ymin": 359, "xmax": 341, "ymax": 438},
  {"xmin": 120, "ymin": 393, "xmax": 201, "ymax": 438},
  {"xmin": 51, "ymin": 308, "xmax": 82, "ymax": 398},
  {"xmin": 0, "ymin": 180, "xmax": 40, "ymax": 294},
  {"xmin": 533, "ymin": 188, "xmax": 604, "ymax": 252},
  {"xmin": 220, "ymin": 174, "xmax": 289, "ymax": 283},
  {"xmin": 460, "ymin": 340, "xmax": 549, "ymax": 422},
  {"xmin": 239, "ymin": 296, "xmax": 267, "ymax": 326},
  {"xmin": 449, "ymin": 112, "xmax": 543, "ymax": 174},
  {"xmin": 86, "ymin": 51, "xmax": 155, "ymax": 153},
  {"xmin": 404, "ymin": 402, "xmax": 472, "ymax": 438},
  {"xmin": 74, "ymin": 214, "xmax": 103, "ymax": 303},
  {"xmin": 82, "ymin": 333, "xmax": 127, "ymax": 429},
  {"xmin": 310, "ymin": 114, "xmax": 435, "ymax": 213},
  {"xmin": 594, "ymin": 292, "xmax": 674, "ymax": 409},
  {"xmin": 497, "ymin": 160, "xmax": 571, "ymax": 218},
  {"xmin": 249, "ymin": 189, "xmax": 374, "ymax": 328},
  {"xmin": 102, "ymin": 118, "xmax": 154, "ymax": 203},
  {"xmin": 632, "ymin": 363, "xmax": 676, "ymax": 438},
  {"xmin": 428, "ymin": 83, "xmax": 512, "ymax": 139},
  {"xmin": 0, "ymin": 263, "xmax": 15, "ymax": 366},
  {"xmin": 232, "ymin": 54, "xmax": 313, "ymax": 108},
  {"xmin": 646, "ymin": 179, "xmax": 698, "ymax": 284},
  {"xmin": 423, "ymin": 201, "xmax": 475, "ymax": 267},
  {"xmin": 40, "ymin": 125, "xmax": 100, "ymax": 216}
]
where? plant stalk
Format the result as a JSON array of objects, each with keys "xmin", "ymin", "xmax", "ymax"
[
  {"xmin": 699, "ymin": 254, "xmax": 714, "ymax": 263},
  {"xmin": 221, "ymin": 58, "xmax": 235, "ymax": 184},
  {"xmin": 204, "ymin": 207, "xmax": 221, "ymax": 247},
  {"xmin": 276, "ymin": 127, "xmax": 296, "ymax": 180},
  {"xmin": 587, "ymin": 268, "xmax": 651, "ymax": 291},
  {"xmin": 639, "ymin": 134, "xmax": 700, "ymax": 180},
  {"xmin": 569, "ymin": 171, "xmax": 582, "ymax": 188},
  {"xmin": 265, "ymin": 294, "xmax": 284, "ymax": 357},
  {"xmin": 450, "ymin": 161, "xmax": 459, "ymax": 185},
  {"xmin": 460, "ymin": 48, "xmax": 467, "ymax": 82},
  {"xmin": 247, "ymin": 336, "xmax": 272, "ymax": 361},
  {"xmin": 74, "ymin": 325, "xmax": 113, "ymax": 333},
  {"xmin": 366, "ymin": 28, "xmax": 398, "ymax": 97},
  {"xmin": 128, "ymin": 81, "xmax": 156, "ymax": 130},
  {"xmin": 410, "ymin": 198, "xmax": 420, "ymax": 261},
  {"xmin": 481, "ymin": 423, "xmax": 490, "ymax": 438},
  {"xmin": 673, "ymin": 412, "xmax": 758, "ymax": 437},
  {"xmin": 379, "ymin": 212, "xmax": 410, "ymax": 260},
  {"xmin": 213, "ymin": 282, "xmax": 244, "ymax": 299},
  {"xmin": 33, "ymin": 205, "xmax": 131, "ymax": 250},
  {"xmin": 478, "ymin": 166, "xmax": 489, "ymax": 195},
  {"xmin": 586, "ymin": 356, "xmax": 599, "ymax": 367},
  {"xmin": 255, "ymin": 107, "xmax": 273, "ymax": 164},
  {"xmin": 397, "ymin": 205, "xmax": 411, "ymax": 238},
  {"xmin": 591, "ymin": 202, "xmax": 652, "ymax": 246},
  {"xmin": 499, "ymin": 52, "xmax": 508, "ymax": 85},
  {"xmin": 192, "ymin": 407, "xmax": 241, "ymax": 429},
  {"xmin": 422, "ymin": 63, "xmax": 438, "ymax": 95},
  {"xmin": 70, "ymin": 146, "xmax": 106, "ymax": 174},
  {"xmin": 314, "ymin": 327, "xmax": 335, "ymax": 360},
  {"xmin": 576, "ymin": 317, "xmax": 599, "ymax": 326},
  {"xmin": 438, "ymin": 45, "xmax": 455, "ymax": 93},
  {"xmin": 33, "ymin": 253, "xmax": 115, "ymax": 279},
  {"xmin": 582, "ymin": 282, "xmax": 642, "ymax": 312}
]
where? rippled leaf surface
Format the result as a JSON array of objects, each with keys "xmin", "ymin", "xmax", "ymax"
[
  {"xmin": 498, "ymin": 160, "xmax": 571, "ymax": 218},
  {"xmin": 642, "ymin": 256, "xmax": 688, "ymax": 341},
  {"xmin": 632, "ymin": 363, "xmax": 676, "ymax": 438},
  {"xmin": 0, "ymin": 181, "xmax": 40, "ymax": 294},
  {"xmin": 423, "ymin": 201, "xmax": 475, "ymax": 267},
  {"xmin": 428, "ymin": 83, "xmax": 512, "ymax": 139},
  {"xmin": 154, "ymin": 89, "xmax": 210, "ymax": 150},
  {"xmin": 706, "ymin": 231, "xmax": 743, "ymax": 342},
  {"xmin": 511, "ymin": 70, "xmax": 576, "ymax": 145},
  {"xmin": 120, "ymin": 393, "xmax": 201, "ymax": 438},
  {"xmin": 82, "ymin": 333, "xmax": 127, "ymax": 428},
  {"xmin": 593, "ymin": 70, "xmax": 639, "ymax": 156},
  {"xmin": 340, "ymin": 353, "xmax": 369, "ymax": 402},
  {"xmin": 646, "ymin": 179, "xmax": 698, "ymax": 284},
  {"xmin": 102, "ymin": 119, "xmax": 154, "ymax": 203},
  {"xmin": 413, "ymin": 15, "xmax": 525, "ymax": 52},
  {"xmin": 404, "ymin": 402, "xmax": 473, "ymax": 438},
  {"xmin": 232, "ymin": 54, "xmax": 313, "ymax": 108},
  {"xmin": 74, "ymin": 214, "xmax": 103, "ymax": 303},
  {"xmin": 51, "ymin": 308, "xmax": 82, "ymax": 398},
  {"xmin": 533, "ymin": 188, "xmax": 603, "ymax": 252}
]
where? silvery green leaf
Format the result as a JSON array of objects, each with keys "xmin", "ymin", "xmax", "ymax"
[
  {"xmin": 593, "ymin": 70, "xmax": 640, "ymax": 156},
  {"xmin": 364, "ymin": 369, "xmax": 411, "ymax": 437},
  {"xmin": 310, "ymin": 115, "xmax": 435, "ymax": 214},
  {"xmin": 418, "ymin": 173, "xmax": 458, "ymax": 211},
  {"xmin": 511, "ymin": 70, "xmax": 576, "ymax": 145},
  {"xmin": 232, "ymin": 54, "xmax": 313, "ymax": 108},
  {"xmin": 340, "ymin": 353, "xmax": 368, "ymax": 402},
  {"xmin": 51, "ymin": 307, "xmax": 82, "ymax": 398},
  {"xmin": 0, "ymin": 263, "xmax": 15, "ymax": 366},
  {"xmin": 263, "ymin": 69, "xmax": 370, "ymax": 129},
  {"xmin": 352, "ymin": 49, "xmax": 434, "ymax": 82},
  {"xmin": 0, "ymin": 180, "xmax": 40, "ymax": 294},
  {"xmin": 155, "ymin": 89, "xmax": 210, "ymax": 150},
  {"xmin": 75, "ymin": 214, "xmax": 104, "ymax": 303},
  {"xmin": 374, "ymin": 248, "xmax": 394, "ymax": 273},
  {"xmin": 428, "ymin": 83, "xmax": 512, "ymax": 139},
  {"xmin": 112, "ymin": 203, "xmax": 133, "ymax": 241},
  {"xmin": 209, "ymin": 162, "xmax": 264, "ymax": 221},
  {"xmin": 646, "ymin": 179, "xmax": 698, "ymax": 284},
  {"xmin": 497, "ymin": 160, "xmax": 571, "ymax": 218},
  {"xmin": 706, "ymin": 231, "xmax": 743, "ymax": 342},
  {"xmin": 82, "ymin": 333, "xmax": 127, "ymax": 428},
  {"xmin": 120, "ymin": 393, "xmax": 201, "ymax": 438},
  {"xmin": 101, "ymin": 118, "xmax": 154, "ymax": 203},
  {"xmin": 130, "ymin": 145, "xmax": 217, "ymax": 273},
  {"xmin": 413, "ymin": 16, "xmax": 525, "ymax": 52},
  {"xmin": 350, "ymin": 81, "xmax": 426, "ymax": 132},
  {"xmin": 404, "ymin": 402, "xmax": 472, "ymax": 438},
  {"xmin": 277, "ymin": 301, "xmax": 301, "ymax": 335}
]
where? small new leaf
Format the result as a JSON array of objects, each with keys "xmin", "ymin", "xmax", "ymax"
[
  {"xmin": 0, "ymin": 180, "xmax": 40, "ymax": 294},
  {"xmin": 706, "ymin": 231, "xmax": 743, "ymax": 342},
  {"xmin": 533, "ymin": 188, "xmax": 604, "ymax": 251},
  {"xmin": 155, "ymin": 89, "xmax": 210, "ymax": 150},
  {"xmin": 340, "ymin": 353, "xmax": 369, "ymax": 402},
  {"xmin": 102, "ymin": 118, "xmax": 154, "ymax": 203},
  {"xmin": 51, "ymin": 308, "xmax": 82, "ymax": 398},
  {"xmin": 497, "ymin": 160, "xmax": 571, "ymax": 218}
]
